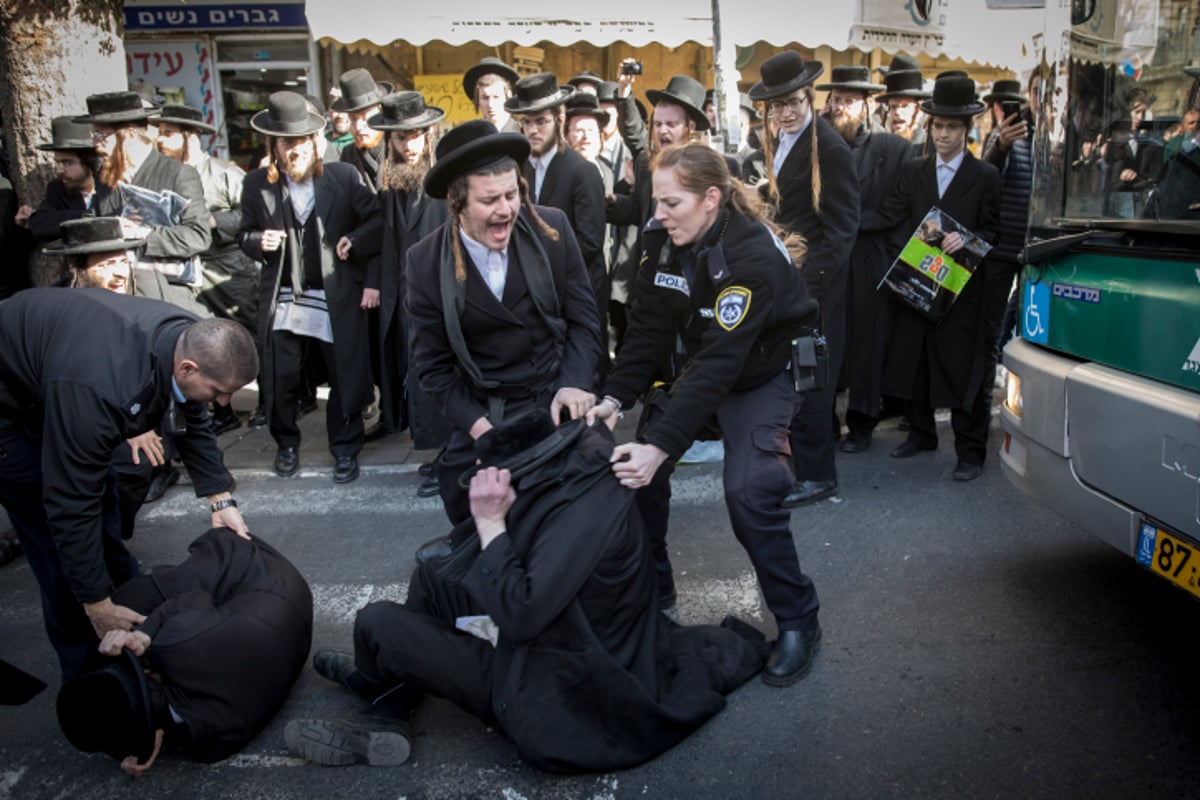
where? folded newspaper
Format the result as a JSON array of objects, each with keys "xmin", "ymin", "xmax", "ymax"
[
  {"xmin": 878, "ymin": 206, "xmax": 992, "ymax": 323},
  {"xmin": 119, "ymin": 183, "xmax": 202, "ymax": 287}
]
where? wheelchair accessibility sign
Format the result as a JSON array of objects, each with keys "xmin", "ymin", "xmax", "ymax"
[{"xmin": 1024, "ymin": 280, "xmax": 1050, "ymax": 344}]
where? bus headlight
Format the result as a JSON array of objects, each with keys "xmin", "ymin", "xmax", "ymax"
[{"xmin": 1004, "ymin": 368, "xmax": 1022, "ymax": 418}]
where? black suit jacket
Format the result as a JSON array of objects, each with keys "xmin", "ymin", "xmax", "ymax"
[{"xmin": 28, "ymin": 179, "xmax": 88, "ymax": 243}]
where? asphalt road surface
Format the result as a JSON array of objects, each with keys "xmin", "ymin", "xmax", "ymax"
[{"xmin": 3, "ymin": 416, "xmax": 1199, "ymax": 799}]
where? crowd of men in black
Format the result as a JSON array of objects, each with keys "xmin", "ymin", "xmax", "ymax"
[{"xmin": 3, "ymin": 46, "xmax": 1161, "ymax": 774}]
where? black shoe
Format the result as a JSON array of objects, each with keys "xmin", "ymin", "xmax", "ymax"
[
  {"xmin": 781, "ymin": 479, "xmax": 838, "ymax": 508},
  {"xmin": 953, "ymin": 461, "xmax": 984, "ymax": 482},
  {"xmin": 334, "ymin": 456, "xmax": 359, "ymax": 484},
  {"xmin": 143, "ymin": 465, "xmax": 180, "ymax": 503},
  {"xmin": 415, "ymin": 535, "xmax": 453, "ymax": 566},
  {"xmin": 298, "ymin": 396, "xmax": 319, "ymax": 419},
  {"xmin": 212, "ymin": 409, "xmax": 242, "ymax": 436},
  {"xmin": 417, "ymin": 460, "xmax": 437, "ymax": 478},
  {"xmin": 285, "ymin": 714, "xmax": 411, "ymax": 767},
  {"xmin": 889, "ymin": 439, "xmax": 936, "ymax": 459},
  {"xmin": 274, "ymin": 446, "xmax": 299, "ymax": 478},
  {"xmin": 839, "ymin": 430, "xmax": 871, "ymax": 454},
  {"xmin": 248, "ymin": 407, "xmax": 267, "ymax": 429},
  {"xmin": 313, "ymin": 650, "xmax": 359, "ymax": 692},
  {"xmin": 416, "ymin": 476, "xmax": 440, "ymax": 498},
  {"xmin": 762, "ymin": 625, "xmax": 822, "ymax": 687}
]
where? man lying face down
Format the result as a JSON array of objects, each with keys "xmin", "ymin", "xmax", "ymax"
[
  {"xmin": 285, "ymin": 409, "xmax": 770, "ymax": 773},
  {"xmin": 56, "ymin": 529, "xmax": 313, "ymax": 773}
]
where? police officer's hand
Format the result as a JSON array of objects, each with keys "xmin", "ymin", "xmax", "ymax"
[
  {"xmin": 469, "ymin": 467, "xmax": 516, "ymax": 549},
  {"xmin": 99, "ymin": 628, "xmax": 152, "ymax": 658},
  {"xmin": 209, "ymin": 495, "xmax": 252, "ymax": 541},
  {"xmin": 126, "ymin": 431, "xmax": 165, "ymax": 467},
  {"xmin": 551, "ymin": 387, "xmax": 596, "ymax": 423},
  {"xmin": 83, "ymin": 597, "xmax": 146, "ymax": 639},
  {"xmin": 610, "ymin": 442, "xmax": 669, "ymax": 489}
]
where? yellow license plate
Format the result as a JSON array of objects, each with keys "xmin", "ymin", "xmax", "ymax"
[{"xmin": 1136, "ymin": 521, "xmax": 1200, "ymax": 599}]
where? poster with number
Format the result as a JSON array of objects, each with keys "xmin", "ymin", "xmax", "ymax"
[
  {"xmin": 125, "ymin": 38, "xmax": 227, "ymax": 158},
  {"xmin": 414, "ymin": 74, "xmax": 478, "ymax": 128}
]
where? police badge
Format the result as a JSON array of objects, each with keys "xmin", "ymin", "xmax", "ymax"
[{"xmin": 715, "ymin": 286, "xmax": 752, "ymax": 331}]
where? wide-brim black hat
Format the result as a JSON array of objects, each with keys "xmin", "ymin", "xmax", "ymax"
[
  {"xmin": 816, "ymin": 65, "xmax": 886, "ymax": 94},
  {"xmin": 250, "ymin": 91, "xmax": 327, "ymax": 137},
  {"xmin": 876, "ymin": 53, "xmax": 922, "ymax": 77},
  {"xmin": 920, "ymin": 75, "xmax": 985, "ymax": 118},
  {"xmin": 463, "ymin": 57, "xmax": 521, "ymax": 100},
  {"xmin": 646, "ymin": 75, "xmax": 711, "ymax": 131},
  {"xmin": 75, "ymin": 91, "xmax": 160, "ymax": 124},
  {"xmin": 459, "ymin": 409, "xmax": 585, "ymax": 488},
  {"xmin": 876, "ymin": 69, "xmax": 932, "ymax": 101},
  {"xmin": 368, "ymin": 91, "xmax": 446, "ymax": 131},
  {"xmin": 57, "ymin": 648, "xmax": 156, "ymax": 762},
  {"xmin": 424, "ymin": 119, "xmax": 530, "ymax": 199},
  {"xmin": 982, "ymin": 79, "xmax": 1025, "ymax": 104},
  {"xmin": 155, "ymin": 103, "xmax": 217, "ymax": 134},
  {"xmin": 330, "ymin": 68, "xmax": 392, "ymax": 113},
  {"xmin": 505, "ymin": 72, "xmax": 573, "ymax": 115},
  {"xmin": 37, "ymin": 116, "xmax": 95, "ymax": 151},
  {"xmin": 564, "ymin": 92, "xmax": 610, "ymax": 125},
  {"xmin": 45, "ymin": 218, "xmax": 145, "ymax": 256},
  {"xmin": 748, "ymin": 51, "xmax": 825, "ymax": 102},
  {"xmin": 596, "ymin": 81, "xmax": 620, "ymax": 104},
  {"xmin": 567, "ymin": 70, "xmax": 604, "ymax": 91}
]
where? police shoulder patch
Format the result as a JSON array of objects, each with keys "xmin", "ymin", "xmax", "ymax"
[{"xmin": 715, "ymin": 286, "xmax": 752, "ymax": 331}]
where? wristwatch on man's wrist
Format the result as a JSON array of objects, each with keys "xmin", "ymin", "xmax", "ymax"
[{"xmin": 210, "ymin": 498, "xmax": 238, "ymax": 513}]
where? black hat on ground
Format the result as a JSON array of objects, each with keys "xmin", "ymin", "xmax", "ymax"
[
  {"xmin": 250, "ymin": 91, "xmax": 327, "ymax": 137},
  {"xmin": 876, "ymin": 53, "xmax": 921, "ymax": 76},
  {"xmin": 646, "ymin": 75, "xmax": 711, "ymax": 131},
  {"xmin": 44, "ymin": 218, "xmax": 145, "ymax": 256},
  {"xmin": 330, "ymin": 68, "xmax": 392, "ymax": 113},
  {"xmin": 920, "ymin": 74, "xmax": 986, "ymax": 118},
  {"xmin": 155, "ymin": 103, "xmax": 216, "ymax": 134},
  {"xmin": 423, "ymin": 119, "xmax": 530, "ymax": 199},
  {"xmin": 368, "ymin": 91, "xmax": 446, "ymax": 131},
  {"xmin": 564, "ymin": 92, "xmax": 611, "ymax": 126},
  {"xmin": 816, "ymin": 65, "xmax": 886, "ymax": 94},
  {"xmin": 876, "ymin": 69, "xmax": 932, "ymax": 102},
  {"xmin": 748, "ymin": 51, "xmax": 825, "ymax": 102},
  {"xmin": 505, "ymin": 72, "xmax": 574, "ymax": 115},
  {"xmin": 57, "ymin": 648, "xmax": 156, "ymax": 762},
  {"xmin": 567, "ymin": 70, "xmax": 604, "ymax": 91},
  {"xmin": 37, "ymin": 116, "xmax": 95, "ymax": 151},
  {"xmin": 75, "ymin": 91, "xmax": 160, "ymax": 125},
  {"xmin": 462, "ymin": 57, "xmax": 520, "ymax": 100},
  {"xmin": 459, "ymin": 408, "xmax": 585, "ymax": 487}
]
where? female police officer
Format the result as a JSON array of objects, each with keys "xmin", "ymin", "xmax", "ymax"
[{"xmin": 587, "ymin": 142, "xmax": 823, "ymax": 686}]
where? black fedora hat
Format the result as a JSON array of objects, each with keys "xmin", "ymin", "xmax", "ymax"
[
  {"xmin": 876, "ymin": 53, "xmax": 921, "ymax": 77},
  {"xmin": 877, "ymin": 69, "xmax": 932, "ymax": 101},
  {"xmin": 646, "ymin": 75, "xmax": 711, "ymax": 131},
  {"xmin": 368, "ymin": 91, "xmax": 446, "ymax": 131},
  {"xmin": 748, "ymin": 51, "xmax": 825, "ymax": 102},
  {"xmin": 44, "ymin": 217, "xmax": 145, "ymax": 256},
  {"xmin": 920, "ymin": 74, "xmax": 986, "ymax": 118},
  {"xmin": 75, "ymin": 91, "xmax": 160, "ymax": 124},
  {"xmin": 250, "ymin": 91, "xmax": 327, "ymax": 137},
  {"xmin": 462, "ymin": 57, "xmax": 520, "ymax": 100},
  {"xmin": 816, "ymin": 65, "xmax": 886, "ymax": 94},
  {"xmin": 155, "ymin": 103, "xmax": 216, "ymax": 134},
  {"xmin": 458, "ymin": 409, "xmax": 585, "ymax": 488},
  {"xmin": 567, "ymin": 70, "xmax": 604, "ymax": 91},
  {"xmin": 330, "ymin": 68, "xmax": 392, "ymax": 113},
  {"xmin": 37, "ymin": 116, "xmax": 94, "ymax": 151},
  {"xmin": 596, "ymin": 80, "xmax": 620, "ymax": 104},
  {"xmin": 57, "ymin": 648, "xmax": 156, "ymax": 762},
  {"xmin": 982, "ymin": 79, "xmax": 1025, "ymax": 104},
  {"xmin": 564, "ymin": 92, "xmax": 610, "ymax": 126},
  {"xmin": 424, "ymin": 119, "xmax": 531, "ymax": 199},
  {"xmin": 505, "ymin": 72, "xmax": 574, "ymax": 115}
]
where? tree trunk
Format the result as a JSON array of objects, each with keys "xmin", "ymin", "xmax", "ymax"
[{"xmin": 0, "ymin": 0, "xmax": 125, "ymax": 284}]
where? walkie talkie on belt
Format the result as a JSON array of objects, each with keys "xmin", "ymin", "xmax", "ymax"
[{"xmin": 790, "ymin": 331, "xmax": 828, "ymax": 393}]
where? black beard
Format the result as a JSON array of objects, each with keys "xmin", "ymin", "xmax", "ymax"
[{"xmin": 383, "ymin": 157, "xmax": 429, "ymax": 193}]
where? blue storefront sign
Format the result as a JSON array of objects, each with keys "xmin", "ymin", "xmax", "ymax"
[{"xmin": 125, "ymin": 3, "xmax": 307, "ymax": 31}]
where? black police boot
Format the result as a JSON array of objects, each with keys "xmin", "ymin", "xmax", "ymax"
[{"xmin": 762, "ymin": 625, "xmax": 822, "ymax": 687}]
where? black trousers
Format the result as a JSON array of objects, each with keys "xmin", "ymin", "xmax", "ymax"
[
  {"xmin": 905, "ymin": 341, "xmax": 991, "ymax": 466},
  {"xmin": 0, "ymin": 422, "xmax": 140, "ymax": 679},
  {"xmin": 717, "ymin": 371, "xmax": 820, "ymax": 631},
  {"xmin": 269, "ymin": 330, "xmax": 363, "ymax": 459}
]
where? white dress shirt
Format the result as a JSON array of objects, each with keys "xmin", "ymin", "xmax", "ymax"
[
  {"xmin": 936, "ymin": 150, "xmax": 966, "ymax": 199},
  {"xmin": 460, "ymin": 228, "xmax": 508, "ymax": 301}
]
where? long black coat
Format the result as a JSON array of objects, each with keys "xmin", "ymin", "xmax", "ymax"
[
  {"xmin": 0, "ymin": 289, "xmax": 229, "ymax": 602},
  {"xmin": 379, "ymin": 186, "xmax": 448, "ymax": 441},
  {"xmin": 842, "ymin": 124, "xmax": 912, "ymax": 418},
  {"xmin": 864, "ymin": 152, "xmax": 1001, "ymax": 408},
  {"xmin": 27, "ymin": 178, "xmax": 88, "ymax": 243},
  {"xmin": 457, "ymin": 422, "xmax": 767, "ymax": 772},
  {"xmin": 238, "ymin": 162, "xmax": 383, "ymax": 416},
  {"xmin": 404, "ymin": 205, "xmax": 602, "ymax": 435},
  {"xmin": 115, "ymin": 529, "xmax": 313, "ymax": 763}
]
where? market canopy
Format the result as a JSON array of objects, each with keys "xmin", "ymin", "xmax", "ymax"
[{"xmin": 305, "ymin": 0, "xmax": 1050, "ymax": 72}]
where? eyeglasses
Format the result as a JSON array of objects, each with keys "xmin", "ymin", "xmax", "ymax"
[
  {"xmin": 767, "ymin": 96, "xmax": 807, "ymax": 116},
  {"xmin": 90, "ymin": 129, "xmax": 117, "ymax": 143}
]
